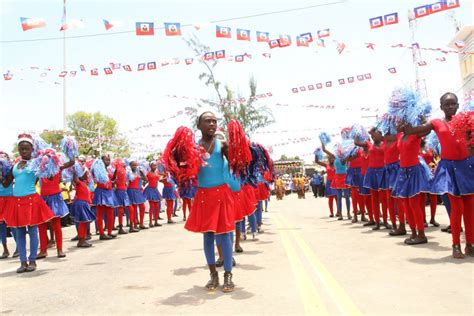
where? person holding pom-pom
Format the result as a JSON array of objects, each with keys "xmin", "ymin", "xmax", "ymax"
[
  {"xmin": 183, "ymin": 111, "xmax": 236, "ymax": 293},
  {"xmin": 3, "ymin": 134, "xmax": 55, "ymax": 273},
  {"xmin": 406, "ymin": 92, "xmax": 474, "ymax": 258}
]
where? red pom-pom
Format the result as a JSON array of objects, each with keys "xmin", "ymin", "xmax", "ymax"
[
  {"xmin": 449, "ymin": 111, "xmax": 474, "ymax": 134},
  {"xmin": 162, "ymin": 126, "xmax": 204, "ymax": 186},
  {"xmin": 227, "ymin": 120, "xmax": 252, "ymax": 175}
]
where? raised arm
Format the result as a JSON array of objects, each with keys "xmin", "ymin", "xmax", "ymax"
[
  {"xmin": 314, "ymin": 157, "xmax": 327, "ymax": 168},
  {"xmin": 404, "ymin": 122, "xmax": 434, "ymax": 136},
  {"xmin": 321, "ymin": 143, "xmax": 335, "ymax": 160},
  {"xmin": 59, "ymin": 160, "xmax": 75, "ymax": 171}
]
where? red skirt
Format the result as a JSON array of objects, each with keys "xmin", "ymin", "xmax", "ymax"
[
  {"xmin": 184, "ymin": 184, "xmax": 235, "ymax": 235},
  {"xmin": 331, "ymin": 174, "xmax": 349, "ymax": 189},
  {"xmin": 0, "ymin": 196, "xmax": 11, "ymax": 222},
  {"xmin": 254, "ymin": 182, "xmax": 270, "ymax": 201},
  {"xmin": 4, "ymin": 193, "xmax": 55, "ymax": 227},
  {"xmin": 232, "ymin": 190, "xmax": 255, "ymax": 222},
  {"xmin": 241, "ymin": 184, "xmax": 257, "ymax": 212}
]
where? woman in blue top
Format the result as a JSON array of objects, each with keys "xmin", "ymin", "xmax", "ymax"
[
  {"xmin": 322, "ymin": 143, "xmax": 351, "ymax": 220},
  {"xmin": 3, "ymin": 134, "xmax": 55, "ymax": 273},
  {"xmin": 184, "ymin": 111, "xmax": 235, "ymax": 293}
]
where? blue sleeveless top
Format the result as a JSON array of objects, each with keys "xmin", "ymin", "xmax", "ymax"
[
  {"xmin": 0, "ymin": 183, "xmax": 13, "ymax": 197},
  {"xmin": 334, "ymin": 157, "xmax": 347, "ymax": 175},
  {"xmin": 12, "ymin": 162, "xmax": 37, "ymax": 197},
  {"xmin": 198, "ymin": 139, "xmax": 225, "ymax": 188},
  {"xmin": 223, "ymin": 158, "xmax": 241, "ymax": 192}
]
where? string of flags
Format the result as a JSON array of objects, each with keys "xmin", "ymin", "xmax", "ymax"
[
  {"xmin": 291, "ymin": 72, "xmax": 374, "ymax": 93},
  {"xmin": 369, "ymin": 0, "xmax": 461, "ymax": 29}
]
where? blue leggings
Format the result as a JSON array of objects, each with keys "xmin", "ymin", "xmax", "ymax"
[
  {"xmin": 203, "ymin": 232, "xmax": 233, "ymax": 271},
  {"xmin": 174, "ymin": 200, "xmax": 178, "ymax": 213},
  {"xmin": 14, "ymin": 226, "xmax": 39, "ymax": 262},
  {"xmin": 440, "ymin": 194, "xmax": 451, "ymax": 217},
  {"xmin": 256, "ymin": 201, "xmax": 263, "ymax": 225},
  {"xmin": 246, "ymin": 213, "xmax": 257, "ymax": 233},
  {"xmin": 336, "ymin": 189, "xmax": 351, "ymax": 213},
  {"xmin": 0, "ymin": 222, "xmax": 7, "ymax": 245}
]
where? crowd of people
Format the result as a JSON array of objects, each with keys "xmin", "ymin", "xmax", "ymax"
[
  {"xmin": 0, "ymin": 90, "xmax": 472, "ymax": 296},
  {"xmin": 313, "ymin": 91, "xmax": 473, "ymax": 259},
  {"xmin": 0, "ymin": 111, "xmax": 274, "ymax": 293}
]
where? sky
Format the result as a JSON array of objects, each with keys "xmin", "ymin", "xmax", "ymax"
[{"xmin": 1, "ymin": 0, "xmax": 473, "ymax": 161}]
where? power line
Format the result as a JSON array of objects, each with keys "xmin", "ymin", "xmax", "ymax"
[{"xmin": 1, "ymin": 0, "xmax": 347, "ymax": 44}]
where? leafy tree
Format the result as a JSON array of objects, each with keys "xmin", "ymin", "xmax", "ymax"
[
  {"xmin": 40, "ymin": 130, "xmax": 64, "ymax": 147},
  {"xmin": 67, "ymin": 111, "xmax": 130, "ymax": 157},
  {"xmin": 184, "ymin": 35, "xmax": 274, "ymax": 134}
]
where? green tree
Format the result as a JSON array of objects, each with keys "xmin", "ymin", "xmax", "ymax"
[
  {"xmin": 67, "ymin": 111, "xmax": 130, "ymax": 157},
  {"xmin": 40, "ymin": 130, "xmax": 64, "ymax": 148},
  {"xmin": 184, "ymin": 35, "xmax": 274, "ymax": 134}
]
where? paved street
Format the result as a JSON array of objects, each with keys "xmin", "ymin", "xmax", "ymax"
[{"xmin": 0, "ymin": 194, "xmax": 473, "ymax": 315}]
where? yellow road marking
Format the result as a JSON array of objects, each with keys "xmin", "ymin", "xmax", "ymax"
[
  {"xmin": 277, "ymin": 214, "xmax": 362, "ymax": 316},
  {"xmin": 275, "ymin": 217, "xmax": 329, "ymax": 316}
]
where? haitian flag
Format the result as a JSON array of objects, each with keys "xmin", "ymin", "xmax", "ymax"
[
  {"xmin": 414, "ymin": 5, "xmax": 430, "ymax": 18},
  {"xmin": 237, "ymin": 29, "xmax": 251, "ymax": 41},
  {"xmin": 418, "ymin": 61, "xmax": 427, "ymax": 66},
  {"xmin": 204, "ymin": 52, "xmax": 215, "ymax": 60},
  {"xmin": 369, "ymin": 16, "xmax": 383, "ymax": 29},
  {"xmin": 279, "ymin": 35, "xmax": 291, "ymax": 47},
  {"xmin": 164, "ymin": 23, "xmax": 182, "ymax": 36},
  {"xmin": 59, "ymin": 71, "xmax": 68, "ymax": 77},
  {"xmin": 300, "ymin": 32, "xmax": 313, "ymax": 43},
  {"xmin": 336, "ymin": 42, "xmax": 346, "ymax": 54},
  {"xmin": 317, "ymin": 28, "xmax": 330, "ymax": 38},
  {"xmin": 104, "ymin": 67, "xmax": 113, "ymax": 75},
  {"xmin": 256, "ymin": 31, "xmax": 269, "ymax": 42},
  {"xmin": 316, "ymin": 83, "xmax": 323, "ymax": 89},
  {"xmin": 308, "ymin": 85, "xmax": 315, "ymax": 90},
  {"xmin": 137, "ymin": 63, "xmax": 146, "ymax": 71},
  {"xmin": 338, "ymin": 79, "xmax": 345, "ymax": 85},
  {"xmin": 147, "ymin": 62, "xmax": 157, "ymax": 70},
  {"xmin": 383, "ymin": 12, "xmax": 398, "ymax": 25},
  {"xmin": 388, "ymin": 67, "xmax": 397, "ymax": 73},
  {"xmin": 430, "ymin": 2, "xmax": 445, "ymax": 13},
  {"xmin": 364, "ymin": 73, "xmax": 372, "ymax": 79},
  {"xmin": 445, "ymin": 0, "xmax": 460, "ymax": 9},
  {"xmin": 268, "ymin": 39, "xmax": 280, "ymax": 49},
  {"xmin": 135, "ymin": 22, "xmax": 154, "ymax": 35},
  {"xmin": 185, "ymin": 58, "xmax": 194, "ymax": 65},
  {"xmin": 292, "ymin": 88, "xmax": 299, "ymax": 93},
  {"xmin": 357, "ymin": 75, "xmax": 364, "ymax": 81},
  {"xmin": 326, "ymin": 81, "xmax": 332, "ymax": 87},
  {"xmin": 347, "ymin": 76, "xmax": 354, "ymax": 83},
  {"xmin": 69, "ymin": 71, "xmax": 77, "ymax": 77},
  {"xmin": 299, "ymin": 86, "xmax": 306, "ymax": 92},
  {"xmin": 215, "ymin": 50, "xmax": 226, "ymax": 59},
  {"xmin": 296, "ymin": 36, "xmax": 309, "ymax": 47},
  {"xmin": 103, "ymin": 19, "xmax": 114, "ymax": 31},
  {"xmin": 80, "ymin": 64, "xmax": 86, "ymax": 71},
  {"xmin": 3, "ymin": 72, "xmax": 13, "ymax": 80},
  {"xmin": 216, "ymin": 25, "xmax": 231, "ymax": 38},
  {"xmin": 20, "ymin": 17, "xmax": 46, "ymax": 31},
  {"xmin": 91, "ymin": 68, "xmax": 98, "ymax": 76},
  {"xmin": 123, "ymin": 65, "xmax": 132, "ymax": 71},
  {"xmin": 235, "ymin": 55, "xmax": 244, "ymax": 62}
]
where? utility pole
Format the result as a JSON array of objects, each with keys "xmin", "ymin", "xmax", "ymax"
[
  {"xmin": 62, "ymin": 0, "xmax": 67, "ymax": 130},
  {"xmin": 408, "ymin": 10, "xmax": 428, "ymax": 99},
  {"xmin": 98, "ymin": 124, "xmax": 103, "ymax": 157}
]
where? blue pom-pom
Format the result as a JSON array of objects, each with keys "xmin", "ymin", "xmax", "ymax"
[
  {"xmin": 462, "ymin": 100, "xmax": 474, "ymax": 112},
  {"xmin": 418, "ymin": 156, "xmax": 433, "ymax": 181},
  {"xmin": 314, "ymin": 148, "xmax": 323, "ymax": 161},
  {"xmin": 335, "ymin": 140, "xmax": 357, "ymax": 160},
  {"xmin": 387, "ymin": 87, "xmax": 432, "ymax": 127},
  {"xmin": 91, "ymin": 159, "xmax": 109, "ymax": 184},
  {"xmin": 61, "ymin": 167, "xmax": 73, "ymax": 183},
  {"xmin": 60, "ymin": 136, "xmax": 79, "ymax": 161},
  {"xmin": 0, "ymin": 158, "xmax": 12, "ymax": 178},
  {"xmin": 33, "ymin": 136, "xmax": 51, "ymax": 158},
  {"xmin": 126, "ymin": 166, "xmax": 137, "ymax": 182},
  {"xmin": 319, "ymin": 132, "xmax": 331, "ymax": 145},
  {"xmin": 28, "ymin": 149, "xmax": 61, "ymax": 179},
  {"xmin": 425, "ymin": 131, "xmax": 441, "ymax": 156},
  {"xmin": 349, "ymin": 124, "xmax": 369, "ymax": 142}
]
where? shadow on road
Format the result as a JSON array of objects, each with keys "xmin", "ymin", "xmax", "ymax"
[
  {"xmin": 172, "ymin": 265, "xmax": 207, "ymax": 276},
  {"xmin": 157, "ymin": 285, "xmax": 254, "ymax": 306},
  {"xmin": 394, "ymin": 241, "xmax": 451, "ymax": 252},
  {"xmin": 407, "ymin": 255, "xmax": 474, "ymax": 265},
  {"xmin": 0, "ymin": 268, "xmax": 57, "ymax": 278}
]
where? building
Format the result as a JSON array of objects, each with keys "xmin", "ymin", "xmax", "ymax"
[{"xmin": 448, "ymin": 24, "xmax": 474, "ymax": 103}]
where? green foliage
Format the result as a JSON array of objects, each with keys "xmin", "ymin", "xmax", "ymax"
[
  {"xmin": 184, "ymin": 35, "xmax": 274, "ymax": 135},
  {"xmin": 278, "ymin": 155, "xmax": 301, "ymax": 161},
  {"xmin": 40, "ymin": 130, "xmax": 64, "ymax": 148},
  {"xmin": 67, "ymin": 111, "xmax": 130, "ymax": 157}
]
